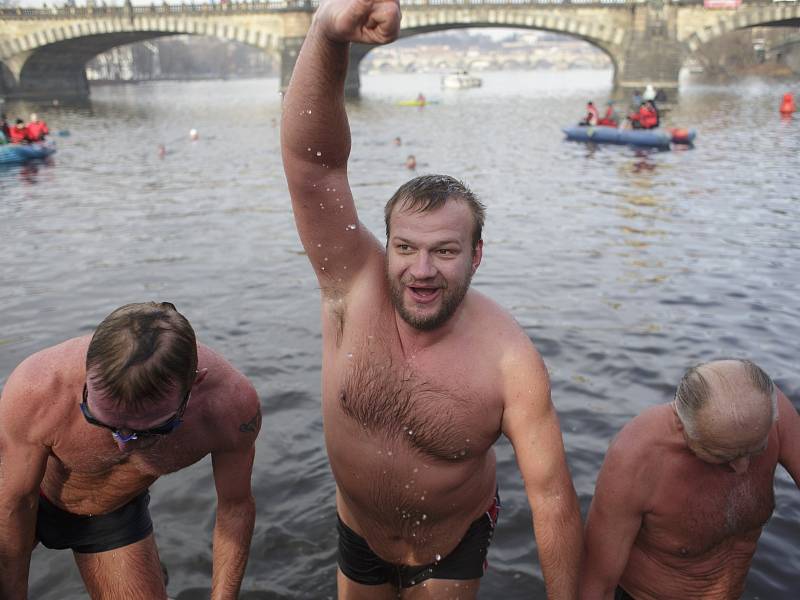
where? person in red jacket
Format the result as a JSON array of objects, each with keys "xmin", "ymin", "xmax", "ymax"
[
  {"xmin": 597, "ymin": 101, "xmax": 619, "ymax": 127},
  {"xmin": 26, "ymin": 113, "xmax": 49, "ymax": 141},
  {"xmin": 8, "ymin": 119, "xmax": 31, "ymax": 144},
  {"xmin": 580, "ymin": 101, "xmax": 599, "ymax": 126},
  {"xmin": 629, "ymin": 101, "xmax": 659, "ymax": 130}
]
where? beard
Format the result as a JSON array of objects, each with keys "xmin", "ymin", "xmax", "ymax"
[{"xmin": 388, "ymin": 263, "xmax": 474, "ymax": 331}]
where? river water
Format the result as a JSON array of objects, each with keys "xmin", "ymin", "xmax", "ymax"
[{"xmin": 1, "ymin": 69, "xmax": 799, "ymax": 599}]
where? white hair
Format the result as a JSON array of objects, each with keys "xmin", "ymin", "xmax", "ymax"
[{"xmin": 673, "ymin": 359, "xmax": 776, "ymax": 439}]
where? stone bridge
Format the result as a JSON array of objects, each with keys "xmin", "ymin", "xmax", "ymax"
[{"xmin": 1, "ymin": 0, "xmax": 799, "ymax": 101}]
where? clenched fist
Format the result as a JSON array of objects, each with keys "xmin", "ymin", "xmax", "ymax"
[{"xmin": 314, "ymin": 0, "xmax": 401, "ymax": 45}]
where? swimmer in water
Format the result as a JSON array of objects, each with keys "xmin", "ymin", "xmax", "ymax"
[
  {"xmin": 0, "ymin": 302, "xmax": 261, "ymax": 598},
  {"xmin": 280, "ymin": 0, "xmax": 582, "ymax": 597},
  {"xmin": 581, "ymin": 359, "xmax": 800, "ymax": 600}
]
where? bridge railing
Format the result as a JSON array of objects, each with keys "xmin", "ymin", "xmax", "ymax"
[
  {"xmin": 0, "ymin": 0, "xmax": 640, "ymax": 21},
  {"xmin": 0, "ymin": 0, "xmax": 795, "ymax": 20}
]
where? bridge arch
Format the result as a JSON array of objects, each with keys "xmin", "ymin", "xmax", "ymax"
[
  {"xmin": 345, "ymin": 17, "xmax": 625, "ymax": 96},
  {"xmin": 684, "ymin": 4, "xmax": 800, "ymax": 54},
  {"xmin": 0, "ymin": 18, "xmax": 281, "ymax": 97}
]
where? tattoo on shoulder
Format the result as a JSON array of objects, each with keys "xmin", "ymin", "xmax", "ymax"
[{"xmin": 238, "ymin": 411, "xmax": 261, "ymax": 433}]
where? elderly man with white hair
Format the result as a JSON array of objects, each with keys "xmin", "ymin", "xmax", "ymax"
[{"xmin": 580, "ymin": 359, "xmax": 800, "ymax": 600}]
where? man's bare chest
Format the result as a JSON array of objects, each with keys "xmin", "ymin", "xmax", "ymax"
[
  {"xmin": 331, "ymin": 347, "xmax": 500, "ymax": 460},
  {"xmin": 644, "ymin": 465, "xmax": 776, "ymax": 556},
  {"xmin": 52, "ymin": 435, "xmax": 207, "ymax": 479}
]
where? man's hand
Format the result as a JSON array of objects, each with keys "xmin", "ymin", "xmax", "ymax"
[{"xmin": 314, "ymin": 0, "xmax": 401, "ymax": 45}]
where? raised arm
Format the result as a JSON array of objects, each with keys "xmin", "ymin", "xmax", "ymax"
[
  {"xmin": 0, "ymin": 364, "xmax": 50, "ymax": 600},
  {"xmin": 580, "ymin": 428, "xmax": 650, "ymax": 600},
  {"xmin": 281, "ymin": 0, "xmax": 401, "ymax": 291},
  {"xmin": 776, "ymin": 387, "xmax": 800, "ymax": 488},
  {"xmin": 209, "ymin": 381, "xmax": 261, "ymax": 600},
  {"xmin": 501, "ymin": 340, "xmax": 582, "ymax": 600}
]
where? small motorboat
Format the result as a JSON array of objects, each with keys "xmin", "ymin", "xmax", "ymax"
[
  {"xmin": 441, "ymin": 71, "xmax": 482, "ymax": 90},
  {"xmin": 562, "ymin": 125, "xmax": 696, "ymax": 149},
  {"xmin": 0, "ymin": 142, "xmax": 56, "ymax": 165}
]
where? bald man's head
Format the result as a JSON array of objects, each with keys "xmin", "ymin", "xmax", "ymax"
[{"xmin": 674, "ymin": 360, "xmax": 776, "ymax": 451}]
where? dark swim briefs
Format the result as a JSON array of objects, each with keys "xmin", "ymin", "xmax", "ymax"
[
  {"xmin": 36, "ymin": 489, "xmax": 154, "ymax": 554},
  {"xmin": 615, "ymin": 586, "xmax": 635, "ymax": 600},
  {"xmin": 337, "ymin": 492, "xmax": 500, "ymax": 588}
]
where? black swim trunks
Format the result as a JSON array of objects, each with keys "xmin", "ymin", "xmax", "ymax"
[
  {"xmin": 615, "ymin": 585, "xmax": 635, "ymax": 600},
  {"xmin": 36, "ymin": 489, "xmax": 154, "ymax": 554},
  {"xmin": 337, "ymin": 492, "xmax": 500, "ymax": 588}
]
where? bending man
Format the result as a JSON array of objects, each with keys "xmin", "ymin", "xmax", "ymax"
[
  {"xmin": 0, "ymin": 302, "xmax": 261, "ymax": 599},
  {"xmin": 581, "ymin": 359, "xmax": 800, "ymax": 599},
  {"xmin": 281, "ymin": 1, "xmax": 581, "ymax": 598}
]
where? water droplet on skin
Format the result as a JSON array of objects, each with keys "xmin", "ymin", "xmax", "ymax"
[
  {"xmin": 465, "ymin": 438, "xmax": 470, "ymax": 443},
  {"xmin": 413, "ymin": 468, "xmax": 418, "ymax": 473},
  {"xmin": 307, "ymin": 147, "xmax": 311, "ymax": 151},
  {"xmin": 387, "ymin": 451, "xmax": 393, "ymax": 456},
  {"xmin": 435, "ymin": 554, "xmax": 442, "ymax": 562},
  {"xmin": 405, "ymin": 484, "xmax": 410, "ymax": 489},
  {"xmin": 408, "ymin": 430, "xmax": 413, "ymax": 435},
  {"xmin": 420, "ymin": 496, "xmax": 425, "ymax": 501},
  {"xmin": 347, "ymin": 224, "xmax": 357, "ymax": 230},
  {"xmin": 347, "ymin": 353, "xmax": 353, "ymax": 359},
  {"xmin": 415, "ymin": 520, "xmax": 420, "ymax": 526},
  {"xmin": 320, "ymin": 266, "xmax": 326, "ymax": 271},
  {"xmin": 316, "ymin": 243, "xmax": 322, "ymax": 248},
  {"xmin": 319, "ymin": 203, "xmax": 325, "ymax": 209},
  {"xmin": 316, "ymin": 151, "xmax": 322, "ymax": 156},
  {"xmin": 422, "ymin": 514, "xmax": 427, "ymax": 520},
  {"xmin": 339, "ymin": 205, "xmax": 344, "ymax": 209}
]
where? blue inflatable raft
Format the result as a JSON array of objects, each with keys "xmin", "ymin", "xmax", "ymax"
[
  {"xmin": 563, "ymin": 125, "xmax": 695, "ymax": 149},
  {"xmin": 0, "ymin": 142, "xmax": 56, "ymax": 165}
]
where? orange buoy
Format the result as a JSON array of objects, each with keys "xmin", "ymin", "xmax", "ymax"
[{"xmin": 779, "ymin": 92, "xmax": 795, "ymax": 115}]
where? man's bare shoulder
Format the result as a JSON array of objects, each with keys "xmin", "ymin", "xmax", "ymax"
[
  {"xmin": 604, "ymin": 405, "xmax": 676, "ymax": 480},
  {"xmin": 195, "ymin": 344, "xmax": 261, "ymax": 451},
  {"xmin": 467, "ymin": 290, "xmax": 547, "ymax": 376},
  {"xmin": 0, "ymin": 336, "xmax": 87, "ymax": 443},
  {"xmin": 320, "ymin": 231, "xmax": 386, "ymax": 301},
  {"xmin": 467, "ymin": 289, "xmax": 536, "ymax": 348}
]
